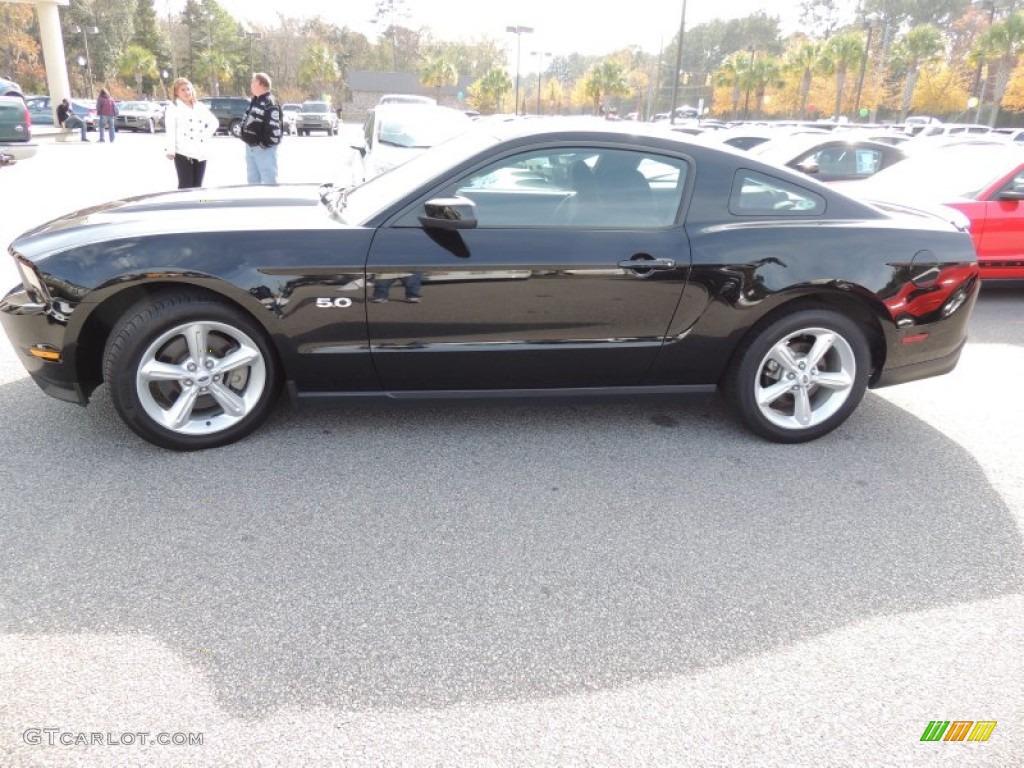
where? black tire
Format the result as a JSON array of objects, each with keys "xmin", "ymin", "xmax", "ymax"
[
  {"xmin": 724, "ymin": 308, "xmax": 870, "ymax": 443},
  {"xmin": 228, "ymin": 119, "xmax": 242, "ymax": 138},
  {"xmin": 103, "ymin": 293, "xmax": 281, "ymax": 451}
]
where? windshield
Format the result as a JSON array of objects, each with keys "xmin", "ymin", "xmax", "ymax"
[
  {"xmin": 339, "ymin": 126, "xmax": 500, "ymax": 224},
  {"xmin": 303, "ymin": 103, "xmax": 329, "ymax": 113},
  {"xmin": 377, "ymin": 109, "xmax": 472, "ymax": 149},
  {"xmin": 857, "ymin": 146, "xmax": 1018, "ymax": 199}
]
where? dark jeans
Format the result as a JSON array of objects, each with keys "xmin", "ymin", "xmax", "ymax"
[
  {"xmin": 372, "ymin": 273, "xmax": 422, "ymax": 300},
  {"xmin": 174, "ymin": 154, "xmax": 207, "ymax": 189}
]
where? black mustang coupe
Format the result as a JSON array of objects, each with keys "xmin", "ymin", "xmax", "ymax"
[{"xmin": 1, "ymin": 120, "xmax": 979, "ymax": 450}]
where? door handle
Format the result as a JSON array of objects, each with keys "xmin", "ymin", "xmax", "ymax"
[{"xmin": 617, "ymin": 257, "xmax": 676, "ymax": 270}]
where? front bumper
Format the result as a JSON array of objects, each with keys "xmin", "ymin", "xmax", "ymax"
[{"xmin": 0, "ymin": 286, "xmax": 88, "ymax": 404}]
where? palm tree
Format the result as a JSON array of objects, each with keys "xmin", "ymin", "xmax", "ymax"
[
  {"xmin": 892, "ymin": 25, "xmax": 944, "ymax": 122},
  {"xmin": 469, "ymin": 67, "xmax": 511, "ymax": 114},
  {"xmin": 584, "ymin": 60, "xmax": 629, "ymax": 115},
  {"xmin": 785, "ymin": 41, "xmax": 822, "ymax": 120},
  {"xmin": 195, "ymin": 48, "xmax": 236, "ymax": 98},
  {"xmin": 118, "ymin": 44, "xmax": 158, "ymax": 98},
  {"xmin": 421, "ymin": 56, "xmax": 457, "ymax": 103},
  {"xmin": 298, "ymin": 42, "xmax": 340, "ymax": 100},
  {"xmin": 820, "ymin": 32, "xmax": 864, "ymax": 120},
  {"xmin": 975, "ymin": 13, "xmax": 1024, "ymax": 126},
  {"xmin": 715, "ymin": 53, "xmax": 745, "ymax": 119},
  {"xmin": 753, "ymin": 56, "xmax": 786, "ymax": 118}
]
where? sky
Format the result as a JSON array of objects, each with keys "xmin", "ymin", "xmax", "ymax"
[{"xmin": 184, "ymin": 0, "xmax": 818, "ymax": 60}]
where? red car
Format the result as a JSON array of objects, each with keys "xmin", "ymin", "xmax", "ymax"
[{"xmin": 844, "ymin": 143, "xmax": 1024, "ymax": 280}]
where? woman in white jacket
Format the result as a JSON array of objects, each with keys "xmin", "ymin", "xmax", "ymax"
[{"xmin": 164, "ymin": 78, "xmax": 218, "ymax": 189}]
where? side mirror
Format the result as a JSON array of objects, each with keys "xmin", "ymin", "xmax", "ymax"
[
  {"xmin": 998, "ymin": 178, "xmax": 1024, "ymax": 201},
  {"xmin": 795, "ymin": 157, "xmax": 820, "ymax": 175},
  {"xmin": 418, "ymin": 196, "xmax": 478, "ymax": 230}
]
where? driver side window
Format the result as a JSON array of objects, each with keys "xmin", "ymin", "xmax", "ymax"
[{"xmin": 433, "ymin": 148, "xmax": 687, "ymax": 228}]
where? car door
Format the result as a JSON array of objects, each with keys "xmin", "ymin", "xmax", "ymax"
[
  {"xmin": 976, "ymin": 162, "xmax": 1024, "ymax": 262},
  {"xmin": 365, "ymin": 145, "xmax": 692, "ymax": 391}
]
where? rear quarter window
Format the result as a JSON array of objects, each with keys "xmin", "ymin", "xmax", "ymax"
[{"xmin": 729, "ymin": 170, "xmax": 826, "ymax": 216}]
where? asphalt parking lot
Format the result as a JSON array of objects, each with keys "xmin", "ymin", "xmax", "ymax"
[{"xmin": 0, "ymin": 129, "xmax": 1021, "ymax": 767}]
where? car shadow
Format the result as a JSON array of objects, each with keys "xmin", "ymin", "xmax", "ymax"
[{"xmin": 1, "ymin": 377, "xmax": 1020, "ymax": 717}]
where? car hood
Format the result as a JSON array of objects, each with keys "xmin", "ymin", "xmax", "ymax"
[{"xmin": 11, "ymin": 184, "xmax": 343, "ymax": 262}]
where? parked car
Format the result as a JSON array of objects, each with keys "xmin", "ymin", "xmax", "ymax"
[
  {"xmin": 910, "ymin": 122, "xmax": 992, "ymax": 139},
  {"xmin": 377, "ymin": 94, "xmax": 436, "ymax": 106},
  {"xmin": 199, "ymin": 96, "xmax": 250, "ymax": 137},
  {"xmin": 353, "ymin": 103, "xmax": 472, "ymax": 181},
  {"xmin": 751, "ymin": 135, "xmax": 906, "ymax": 182},
  {"xmin": 843, "ymin": 143, "xmax": 1024, "ymax": 280},
  {"xmin": 281, "ymin": 102, "xmax": 300, "ymax": 135},
  {"xmin": 993, "ymin": 127, "xmax": 1024, "ymax": 144},
  {"xmin": 114, "ymin": 100, "xmax": 164, "ymax": 133},
  {"xmin": 295, "ymin": 101, "xmax": 338, "ymax": 136},
  {"xmin": 0, "ymin": 76, "xmax": 23, "ymax": 98},
  {"xmin": 0, "ymin": 120, "xmax": 980, "ymax": 450},
  {"xmin": 0, "ymin": 94, "xmax": 35, "ymax": 162}
]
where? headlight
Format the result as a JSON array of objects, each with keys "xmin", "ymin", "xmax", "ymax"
[{"xmin": 14, "ymin": 257, "xmax": 51, "ymax": 305}]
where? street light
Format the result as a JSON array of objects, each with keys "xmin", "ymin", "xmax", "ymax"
[
  {"xmin": 160, "ymin": 69, "xmax": 169, "ymax": 99},
  {"xmin": 75, "ymin": 54, "xmax": 87, "ymax": 97},
  {"xmin": 243, "ymin": 31, "xmax": 262, "ymax": 74},
  {"xmin": 71, "ymin": 24, "xmax": 99, "ymax": 97},
  {"xmin": 506, "ymin": 25, "xmax": 534, "ymax": 116},
  {"xmin": 531, "ymin": 50, "xmax": 551, "ymax": 115}
]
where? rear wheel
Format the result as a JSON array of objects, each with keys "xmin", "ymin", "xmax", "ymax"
[
  {"xmin": 228, "ymin": 119, "xmax": 242, "ymax": 138},
  {"xmin": 103, "ymin": 293, "xmax": 281, "ymax": 450},
  {"xmin": 724, "ymin": 308, "xmax": 870, "ymax": 443}
]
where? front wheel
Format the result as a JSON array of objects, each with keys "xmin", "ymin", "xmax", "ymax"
[
  {"xmin": 228, "ymin": 119, "xmax": 242, "ymax": 138},
  {"xmin": 724, "ymin": 308, "xmax": 870, "ymax": 443},
  {"xmin": 103, "ymin": 293, "xmax": 281, "ymax": 450},
  {"xmin": 147, "ymin": 118, "xmax": 155, "ymax": 133}
]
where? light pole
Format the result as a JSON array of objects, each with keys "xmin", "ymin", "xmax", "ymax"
[
  {"xmin": 531, "ymin": 51, "xmax": 551, "ymax": 115},
  {"xmin": 506, "ymin": 25, "xmax": 534, "ymax": 115},
  {"xmin": 244, "ymin": 31, "xmax": 262, "ymax": 74},
  {"xmin": 71, "ymin": 24, "xmax": 99, "ymax": 97},
  {"xmin": 160, "ymin": 69, "xmax": 169, "ymax": 99},
  {"xmin": 668, "ymin": 0, "xmax": 687, "ymax": 124}
]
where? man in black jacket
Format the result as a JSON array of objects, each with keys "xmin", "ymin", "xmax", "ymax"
[{"xmin": 240, "ymin": 72, "xmax": 282, "ymax": 184}]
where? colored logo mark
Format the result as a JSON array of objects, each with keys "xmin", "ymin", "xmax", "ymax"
[{"xmin": 920, "ymin": 721, "xmax": 997, "ymax": 742}]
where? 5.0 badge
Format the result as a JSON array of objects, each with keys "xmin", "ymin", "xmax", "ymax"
[{"xmin": 315, "ymin": 298, "xmax": 353, "ymax": 308}]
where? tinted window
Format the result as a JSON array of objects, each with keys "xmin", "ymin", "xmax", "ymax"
[
  {"xmin": 434, "ymin": 147, "xmax": 687, "ymax": 228},
  {"xmin": 730, "ymin": 170, "xmax": 825, "ymax": 215}
]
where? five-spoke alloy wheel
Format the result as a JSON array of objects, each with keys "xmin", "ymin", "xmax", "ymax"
[
  {"xmin": 104, "ymin": 293, "xmax": 280, "ymax": 450},
  {"xmin": 725, "ymin": 308, "xmax": 870, "ymax": 443}
]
